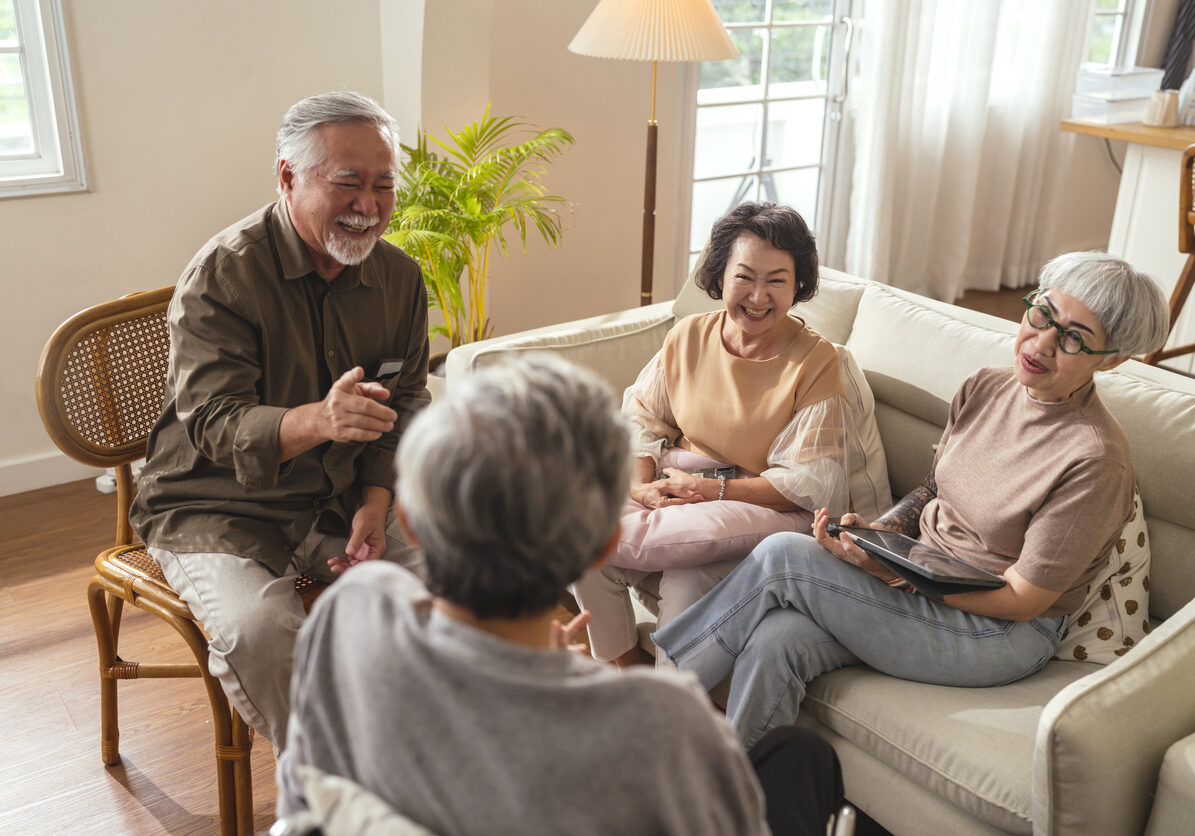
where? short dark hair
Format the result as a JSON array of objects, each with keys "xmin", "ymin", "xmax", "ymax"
[
  {"xmin": 396, "ymin": 354, "xmax": 630, "ymax": 620},
  {"xmin": 694, "ymin": 202, "xmax": 819, "ymax": 306}
]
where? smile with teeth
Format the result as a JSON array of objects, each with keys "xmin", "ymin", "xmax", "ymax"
[
  {"xmin": 742, "ymin": 305, "xmax": 771, "ymax": 320},
  {"xmin": 336, "ymin": 216, "xmax": 377, "ymax": 235}
]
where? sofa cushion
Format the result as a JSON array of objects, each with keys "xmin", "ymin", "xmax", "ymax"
[
  {"xmin": 802, "ymin": 662, "xmax": 1097, "ymax": 833},
  {"xmin": 1055, "ymin": 487, "xmax": 1151, "ymax": 664},
  {"xmin": 443, "ymin": 305, "xmax": 674, "ymax": 397},
  {"xmin": 1145, "ymin": 732, "xmax": 1195, "ymax": 835}
]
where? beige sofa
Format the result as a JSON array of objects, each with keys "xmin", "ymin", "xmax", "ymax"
[{"xmin": 445, "ymin": 268, "xmax": 1195, "ymax": 835}]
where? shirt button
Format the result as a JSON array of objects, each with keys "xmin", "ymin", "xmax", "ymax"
[{"xmin": 326, "ymin": 349, "xmax": 335, "ymax": 358}]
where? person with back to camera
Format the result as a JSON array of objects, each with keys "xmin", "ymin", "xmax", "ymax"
[
  {"xmin": 276, "ymin": 354, "xmax": 846, "ymax": 836},
  {"xmin": 651, "ymin": 252, "xmax": 1171, "ymax": 747},
  {"xmin": 572, "ymin": 202, "xmax": 851, "ymax": 668}
]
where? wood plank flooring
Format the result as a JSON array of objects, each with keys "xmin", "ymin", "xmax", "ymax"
[{"xmin": 0, "ymin": 479, "xmax": 278, "ymax": 835}]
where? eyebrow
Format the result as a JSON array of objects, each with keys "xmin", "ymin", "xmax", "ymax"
[
  {"xmin": 733, "ymin": 262, "xmax": 791, "ymax": 276},
  {"xmin": 330, "ymin": 169, "xmax": 396, "ymax": 181},
  {"xmin": 1043, "ymin": 295, "xmax": 1096, "ymax": 336}
]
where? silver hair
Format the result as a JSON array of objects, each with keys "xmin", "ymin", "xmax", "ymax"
[
  {"xmin": 1037, "ymin": 251, "xmax": 1170, "ymax": 357},
  {"xmin": 274, "ymin": 91, "xmax": 399, "ymax": 187},
  {"xmin": 396, "ymin": 354, "xmax": 631, "ymax": 619}
]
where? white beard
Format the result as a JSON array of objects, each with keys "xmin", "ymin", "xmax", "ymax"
[{"xmin": 325, "ymin": 214, "xmax": 381, "ymax": 266}]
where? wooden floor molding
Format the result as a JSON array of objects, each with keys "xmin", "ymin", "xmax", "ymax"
[{"xmin": 0, "ymin": 479, "xmax": 278, "ymax": 834}]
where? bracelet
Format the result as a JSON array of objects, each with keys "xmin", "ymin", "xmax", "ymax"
[
  {"xmin": 717, "ymin": 473, "xmax": 726, "ymax": 501},
  {"xmin": 885, "ymin": 576, "xmax": 915, "ymax": 593},
  {"xmin": 884, "ymin": 576, "xmax": 906, "ymax": 586}
]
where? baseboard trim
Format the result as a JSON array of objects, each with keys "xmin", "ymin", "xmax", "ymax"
[{"xmin": 0, "ymin": 451, "xmax": 100, "ymax": 497}]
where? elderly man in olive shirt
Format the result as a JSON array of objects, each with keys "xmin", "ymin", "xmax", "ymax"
[{"xmin": 130, "ymin": 92, "xmax": 429, "ymax": 750}]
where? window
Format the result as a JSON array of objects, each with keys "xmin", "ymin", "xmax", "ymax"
[
  {"xmin": 0, "ymin": 0, "xmax": 84, "ymax": 197},
  {"xmin": 1087, "ymin": 0, "xmax": 1140, "ymax": 66},
  {"xmin": 685, "ymin": 0, "xmax": 857, "ymax": 268}
]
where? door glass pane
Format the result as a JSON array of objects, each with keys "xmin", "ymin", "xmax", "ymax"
[
  {"xmin": 694, "ymin": 103, "xmax": 763, "ymax": 179},
  {"xmin": 769, "ymin": 24, "xmax": 831, "ymax": 95},
  {"xmin": 765, "ymin": 98, "xmax": 824, "ymax": 170},
  {"xmin": 699, "ymin": 27, "xmax": 765, "ymax": 104},
  {"xmin": 691, "ymin": 176, "xmax": 758, "ymax": 251},
  {"xmin": 712, "ymin": 0, "xmax": 766, "ymax": 25},
  {"xmin": 773, "ymin": 0, "xmax": 834, "ymax": 22},
  {"xmin": 0, "ymin": 53, "xmax": 33, "ymax": 157},
  {"xmin": 771, "ymin": 168, "xmax": 820, "ymax": 229}
]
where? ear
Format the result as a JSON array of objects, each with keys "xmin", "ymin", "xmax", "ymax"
[
  {"xmin": 394, "ymin": 503, "xmax": 420, "ymax": 547},
  {"xmin": 1098, "ymin": 354, "xmax": 1131, "ymax": 373},
  {"xmin": 278, "ymin": 159, "xmax": 297, "ymax": 195},
  {"xmin": 589, "ymin": 523, "xmax": 621, "ymax": 570}
]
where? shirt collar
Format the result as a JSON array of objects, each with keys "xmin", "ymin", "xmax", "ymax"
[{"xmin": 270, "ymin": 198, "xmax": 383, "ymax": 289}]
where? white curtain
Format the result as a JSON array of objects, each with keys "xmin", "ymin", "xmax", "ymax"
[{"xmin": 844, "ymin": 0, "xmax": 1092, "ymax": 301}]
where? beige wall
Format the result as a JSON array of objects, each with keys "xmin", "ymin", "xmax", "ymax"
[{"xmin": 5, "ymin": 0, "xmax": 387, "ymax": 494}]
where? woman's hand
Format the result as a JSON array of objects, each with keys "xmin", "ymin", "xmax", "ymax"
[
  {"xmin": 630, "ymin": 468, "xmax": 707, "ymax": 510},
  {"xmin": 812, "ymin": 508, "xmax": 901, "ymax": 583},
  {"xmin": 550, "ymin": 611, "xmax": 592, "ymax": 658}
]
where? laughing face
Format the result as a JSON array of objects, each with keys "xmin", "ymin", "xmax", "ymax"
[
  {"xmin": 1014, "ymin": 289, "xmax": 1122, "ymax": 402},
  {"xmin": 279, "ymin": 121, "xmax": 397, "ymax": 280},
  {"xmin": 720, "ymin": 232, "xmax": 797, "ymax": 346}
]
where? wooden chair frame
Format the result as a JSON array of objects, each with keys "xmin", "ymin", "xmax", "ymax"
[
  {"xmin": 36, "ymin": 287, "xmax": 254, "ymax": 835},
  {"xmin": 1145, "ymin": 143, "xmax": 1195, "ymax": 365}
]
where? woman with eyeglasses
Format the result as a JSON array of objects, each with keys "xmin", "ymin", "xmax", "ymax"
[{"xmin": 650, "ymin": 251, "xmax": 1171, "ymax": 747}]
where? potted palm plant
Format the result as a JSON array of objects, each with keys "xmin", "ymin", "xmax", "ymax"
[{"xmin": 386, "ymin": 106, "xmax": 574, "ymax": 352}]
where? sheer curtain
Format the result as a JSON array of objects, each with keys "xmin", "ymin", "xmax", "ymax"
[{"xmin": 844, "ymin": 0, "xmax": 1092, "ymax": 301}]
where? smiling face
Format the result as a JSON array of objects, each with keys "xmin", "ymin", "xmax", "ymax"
[
  {"xmin": 720, "ymin": 232, "xmax": 797, "ymax": 344},
  {"xmin": 1014, "ymin": 289, "xmax": 1122, "ymax": 402},
  {"xmin": 279, "ymin": 121, "xmax": 397, "ymax": 280}
]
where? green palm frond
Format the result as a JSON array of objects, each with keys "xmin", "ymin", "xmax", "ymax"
[{"xmin": 391, "ymin": 105, "xmax": 574, "ymax": 346}]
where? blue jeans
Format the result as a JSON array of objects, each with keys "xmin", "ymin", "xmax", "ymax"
[{"xmin": 652, "ymin": 532, "xmax": 1065, "ymax": 747}]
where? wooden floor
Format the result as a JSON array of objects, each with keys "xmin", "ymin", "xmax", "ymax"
[{"xmin": 0, "ymin": 479, "xmax": 278, "ymax": 835}]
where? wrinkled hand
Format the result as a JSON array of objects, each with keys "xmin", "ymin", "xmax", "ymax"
[
  {"xmin": 328, "ymin": 496, "xmax": 388, "ymax": 575},
  {"xmin": 630, "ymin": 467, "xmax": 706, "ymax": 510},
  {"xmin": 812, "ymin": 508, "xmax": 896, "ymax": 582},
  {"xmin": 550, "ymin": 611, "xmax": 592, "ymax": 658},
  {"xmin": 319, "ymin": 366, "xmax": 397, "ymax": 444}
]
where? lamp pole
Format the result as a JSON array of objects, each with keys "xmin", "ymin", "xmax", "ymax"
[{"xmin": 641, "ymin": 60, "xmax": 659, "ymax": 306}]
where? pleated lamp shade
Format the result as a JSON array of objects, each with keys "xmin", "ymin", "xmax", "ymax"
[{"xmin": 569, "ymin": 0, "xmax": 737, "ymax": 62}]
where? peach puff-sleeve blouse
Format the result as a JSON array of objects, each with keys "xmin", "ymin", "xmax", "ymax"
[{"xmin": 623, "ymin": 311, "xmax": 850, "ymax": 515}]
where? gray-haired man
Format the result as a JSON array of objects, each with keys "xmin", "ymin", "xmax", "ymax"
[{"xmin": 131, "ymin": 91, "xmax": 429, "ymax": 749}]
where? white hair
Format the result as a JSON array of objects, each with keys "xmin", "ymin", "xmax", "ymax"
[
  {"xmin": 396, "ymin": 354, "xmax": 632, "ymax": 619},
  {"xmin": 274, "ymin": 91, "xmax": 399, "ymax": 189},
  {"xmin": 1037, "ymin": 252, "xmax": 1170, "ymax": 357}
]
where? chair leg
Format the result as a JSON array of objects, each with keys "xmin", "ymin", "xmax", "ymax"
[
  {"xmin": 87, "ymin": 579, "xmax": 122, "ymax": 766},
  {"xmin": 231, "ymin": 711, "xmax": 255, "ymax": 835},
  {"xmin": 108, "ymin": 593, "xmax": 124, "ymax": 650}
]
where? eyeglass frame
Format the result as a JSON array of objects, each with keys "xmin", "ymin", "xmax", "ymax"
[{"xmin": 1020, "ymin": 290, "xmax": 1119, "ymax": 356}]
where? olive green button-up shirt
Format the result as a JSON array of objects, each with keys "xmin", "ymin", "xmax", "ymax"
[{"xmin": 130, "ymin": 200, "xmax": 430, "ymax": 574}]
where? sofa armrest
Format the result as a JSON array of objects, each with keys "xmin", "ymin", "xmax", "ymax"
[
  {"xmin": 444, "ymin": 302, "xmax": 675, "ymax": 396},
  {"xmin": 1033, "ymin": 596, "xmax": 1195, "ymax": 835},
  {"xmin": 1145, "ymin": 731, "xmax": 1195, "ymax": 835}
]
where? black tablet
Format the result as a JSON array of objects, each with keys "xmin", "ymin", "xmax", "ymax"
[{"xmin": 826, "ymin": 524, "xmax": 1006, "ymax": 596}]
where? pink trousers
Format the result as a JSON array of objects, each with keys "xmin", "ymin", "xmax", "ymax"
[{"xmin": 572, "ymin": 449, "xmax": 812, "ymax": 661}]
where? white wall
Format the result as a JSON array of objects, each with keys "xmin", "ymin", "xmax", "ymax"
[
  {"xmin": 4, "ymin": 0, "xmax": 387, "ymax": 495},
  {"xmin": 419, "ymin": 0, "xmax": 689, "ymax": 347}
]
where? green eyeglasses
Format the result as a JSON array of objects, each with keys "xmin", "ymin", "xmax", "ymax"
[{"xmin": 1021, "ymin": 291, "xmax": 1118, "ymax": 356}]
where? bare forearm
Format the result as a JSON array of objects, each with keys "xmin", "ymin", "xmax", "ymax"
[
  {"xmin": 704, "ymin": 475, "xmax": 799, "ymax": 511},
  {"xmin": 875, "ymin": 471, "xmax": 937, "ymax": 537},
  {"xmin": 278, "ymin": 402, "xmax": 327, "ymax": 463}
]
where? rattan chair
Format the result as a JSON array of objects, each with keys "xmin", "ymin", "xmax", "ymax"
[
  {"xmin": 36, "ymin": 287, "xmax": 325, "ymax": 835},
  {"xmin": 1145, "ymin": 143, "xmax": 1195, "ymax": 365}
]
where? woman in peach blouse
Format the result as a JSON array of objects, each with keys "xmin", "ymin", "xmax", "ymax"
[{"xmin": 572, "ymin": 202, "xmax": 850, "ymax": 667}]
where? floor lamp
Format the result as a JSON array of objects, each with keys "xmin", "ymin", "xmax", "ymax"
[{"xmin": 569, "ymin": 0, "xmax": 737, "ymax": 306}]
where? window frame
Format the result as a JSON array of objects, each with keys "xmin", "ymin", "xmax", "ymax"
[{"xmin": 0, "ymin": 0, "xmax": 86, "ymax": 197}]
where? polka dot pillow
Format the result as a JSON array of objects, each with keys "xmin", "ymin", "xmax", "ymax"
[{"xmin": 1054, "ymin": 488, "xmax": 1151, "ymax": 665}]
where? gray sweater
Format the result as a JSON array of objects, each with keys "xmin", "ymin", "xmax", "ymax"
[{"xmin": 276, "ymin": 562, "xmax": 768, "ymax": 835}]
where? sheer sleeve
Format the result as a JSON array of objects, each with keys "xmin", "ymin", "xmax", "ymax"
[
  {"xmin": 622, "ymin": 350, "xmax": 682, "ymax": 463},
  {"xmin": 761, "ymin": 393, "xmax": 850, "ymax": 516}
]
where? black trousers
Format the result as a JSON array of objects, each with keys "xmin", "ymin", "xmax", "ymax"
[{"xmin": 748, "ymin": 726, "xmax": 844, "ymax": 836}]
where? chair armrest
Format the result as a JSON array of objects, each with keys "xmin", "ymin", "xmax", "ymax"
[
  {"xmin": 1033, "ymin": 596, "xmax": 1195, "ymax": 836},
  {"xmin": 444, "ymin": 302, "xmax": 675, "ymax": 396},
  {"xmin": 1145, "ymin": 731, "xmax": 1195, "ymax": 835}
]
